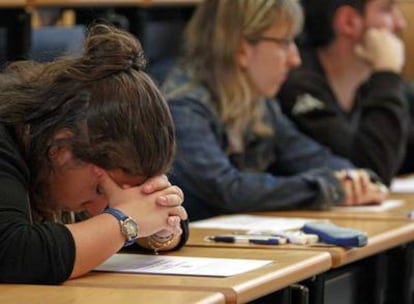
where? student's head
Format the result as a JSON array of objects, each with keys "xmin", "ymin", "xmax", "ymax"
[
  {"xmin": 302, "ymin": 0, "xmax": 406, "ymax": 48},
  {"xmin": 184, "ymin": 0, "xmax": 302, "ymax": 151},
  {"xmin": 185, "ymin": 0, "xmax": 302, "ymax": 98},
  {"xmin": 0, "ymin": 24, "xmax": 175, "ymax": 216}
]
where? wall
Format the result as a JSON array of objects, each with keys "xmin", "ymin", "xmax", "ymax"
[{"xmin": 398, "ymin": 0, "xmax": 414, "ymax": 80}]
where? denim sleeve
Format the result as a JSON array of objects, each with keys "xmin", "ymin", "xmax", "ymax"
[{"xmin": 169, "ymin": 99, "xmax": 350, "ymax": 217}]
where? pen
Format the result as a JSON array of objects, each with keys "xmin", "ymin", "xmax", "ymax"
[
  {"xmin": 246, "ymin": 229, "xmax": 319, "ymax": 245},
  {"xmin": 207, "ymin": 235, "xmax": 286, "ymax": 245}
]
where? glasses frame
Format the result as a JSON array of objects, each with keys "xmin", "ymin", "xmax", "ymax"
[{"xmin": 247, "ymin": 36, "xmax": 294, "ymax": 49}]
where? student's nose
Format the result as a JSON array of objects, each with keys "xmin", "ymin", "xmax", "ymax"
[
  {"xmin": 393, "ymin": 6, "xmax": 407, "ymax": 35},
  {"xmin": 287, "ymin": 42, "xmax": 301, "ymax": 69}
]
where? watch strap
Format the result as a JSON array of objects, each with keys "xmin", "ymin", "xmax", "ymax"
[{"xmin": 104, "ymin": 207, "xmax": 138, "ymax": 247}]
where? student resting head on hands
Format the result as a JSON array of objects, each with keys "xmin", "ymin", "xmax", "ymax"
[
  {"xmin": 0, "ymin": 24, "xmax": 188, "ymax": 284},
  {"xmin": 162, "ymin": 0, "xmax": 388, "ymax": 221},
  {"xmin": 278, "ymin": 0, "xmax": 409, "ymax": 185}
]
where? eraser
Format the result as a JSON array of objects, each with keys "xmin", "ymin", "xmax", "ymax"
[
  {"xmin": 246, "ymin": 229, "xmax": 318, "ymax": 245},
  {"xmin": 275, "ymin": 230, "xmax": 319, "ymax": 245},
  {"xmin": 302, "ymin": 221, "xmax": 368, "ymax": 247}
]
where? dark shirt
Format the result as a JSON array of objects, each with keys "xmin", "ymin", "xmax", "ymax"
[
  {"xmin": 278, "ymin": 48, "xmax": 409, "ymax": 185},
  {"xmin": 0, "ymin": 124, "xmax": 75, "ymax": 284},
  {"xmin": 0, "ymin": 124, "xmax": 189, "ymax": 284},
  {"xmin": 399, "ymin": 82, "xmax": 414, "ymax": 174},
  {"xmin": 162, "ymin": 66, "xmax": 355, "ymax": 221}
]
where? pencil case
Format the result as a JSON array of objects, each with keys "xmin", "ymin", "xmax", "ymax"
[{"xmin": 302, "ymin": 221, "xmax": 368, "ymax": 247}]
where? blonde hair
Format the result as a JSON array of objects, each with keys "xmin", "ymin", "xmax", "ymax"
[{"xmin": 183, "ymin": 0, "xmax": 303, "ymax": 152}]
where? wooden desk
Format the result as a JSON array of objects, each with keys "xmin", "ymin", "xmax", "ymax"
[
  {"xmin": 397, "ymin": 0, "xmax": 414, "ymax": 79},
  {"xmin": 0, "ymin": 1, "xmax": 26, "ymax": 7},
  {"xmin": 187, "ymin": 217, "xmax": 414, "ymax": 267},
  {"xmin": 245, "ymin": 193, "xmax": 414, "ymax": 221},
  {"xmin": 65, "ymin": 247, "xmax": 331, "ymax": 304},
  {"xmin": 0, "ymin": 284, "xmax": 225, "ymax": 304}
]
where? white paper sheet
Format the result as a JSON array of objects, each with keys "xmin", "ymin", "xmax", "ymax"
[
  {"xmin": 190, "ymin": 214, "xmax": 315, "ymax": 231},
  {"xmin": 391, "ymin": 177, "xmax": 414, "ymax": 193},
  {"xmin": 332, "ymin": 199, "xmax": 404, "ymax": 213},
  {"xmin": 94, "ymin": 253, "xmax": 273, "ymax": 277}
]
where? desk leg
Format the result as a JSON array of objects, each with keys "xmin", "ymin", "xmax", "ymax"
[
  {"xmin": 248, "ymin": 287, "xmax": 292, "ymax": 304},
  {"xmin": 302, "ymin": 255, "xmax": 388, "ymax": 304},
  {"xmin": 385, "ymin": 243, "xmax": 414, "ymax": 304},
  {"xmin": 290, "ymin": 284, "xmax": 310, "ymax": 304}
]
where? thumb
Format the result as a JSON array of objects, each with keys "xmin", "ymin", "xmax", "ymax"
[{"xmin": 354, "ymin": 44, "xmax": 371, "ymax": 63}]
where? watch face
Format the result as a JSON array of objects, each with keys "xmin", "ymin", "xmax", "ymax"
[{"xmin": 121, "ymin": 218, "xmax": 139, "ymax": 241}]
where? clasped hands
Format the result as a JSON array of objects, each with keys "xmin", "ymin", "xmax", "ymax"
[
  {"xmin": 335, "ymin": 169, "xmax": 388, "ymax": 206},
  {"xmin": 98, "ymin": 171, "xmax": 187, "ymax": 240}
]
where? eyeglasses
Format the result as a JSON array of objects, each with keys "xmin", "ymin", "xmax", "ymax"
[{"xmin": 247, "ymin": 36, "xmax": 295, "ymax": 49}]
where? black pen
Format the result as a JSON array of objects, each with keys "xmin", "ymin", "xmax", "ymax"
[{"xmin": 207, "ymin": 235, "xmax": 286, "ymax": 245}]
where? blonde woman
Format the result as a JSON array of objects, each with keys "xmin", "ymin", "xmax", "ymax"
[{"xmin": 163, "ymin": 0, "xmax": 387, "ymax": 221}]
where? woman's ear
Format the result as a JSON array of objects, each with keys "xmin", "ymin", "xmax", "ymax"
[
  {"xmin": 237, "ymin": 38, "xmax": 251, "ymax": 69},
  {"xmin": 48, "ymin": 129, "xmax": 74, "ymax": 166},
  {"xmin": 333, "ymin": 5, "xmax": 364, "ymax": 40}
]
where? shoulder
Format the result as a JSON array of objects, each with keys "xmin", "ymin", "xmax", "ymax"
[
  {"xmin": 163, "ymin": 66, "xmax": 218, "ymax": 117},
  {"xmin": 278, "ymin": 50, "xmax": 332, "ymax": 115},
  {"xmin": 0, "ymin": 124, "xmax": 22, "ymax": 159}
]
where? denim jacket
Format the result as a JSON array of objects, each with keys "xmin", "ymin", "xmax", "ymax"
[{"xmin": 162, "ymin": 66, "xmax": 354, "ymax": 221}]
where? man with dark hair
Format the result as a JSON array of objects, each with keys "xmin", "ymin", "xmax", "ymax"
[
  {"xmin": 278, "ymin": 0, "xmax": 410, "ymax": 185},
  {"xmin": 300, "ymin": 0, "xmax": 366, "ymax": 48}
]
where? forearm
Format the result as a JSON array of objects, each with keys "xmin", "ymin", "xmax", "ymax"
[
  {"xmin": 354, "ymin": 72, "xmax": 409, "ymax": 183},
  {"xmin": 178, "ymin": 165, "xmax": 345, "ymax": 213},
  {"xmin": 66, "ymin": 213, "xmax": 125, "ymax": 279}
]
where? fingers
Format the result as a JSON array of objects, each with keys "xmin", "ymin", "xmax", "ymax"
[
  {"xmin": 354, "ymin": 44, "xmax": 369, "ymax": 63},
  {"xmin": 346, "ymin": 169, "xmax": 370, "ymax": 203},
  {"xmin": 166, "ymin": 216, "xmax": 183, "ymax": 235},
  {"xmin": 151, "ymin": 215, "xmax": 184, "ymax": 239},
  {"xmin": 167, "ymin": 216, "xmax": 181, "ymax": 227},
  {"xmin": 141, "ymin": 175, "xmax": 171, "ymax": 194},
  {"xmin": 337, "ymin": 169, "xmax": 388, "ymax": 206},
  {"xmin": 354, "ymin": 28, "xmax": 404, "ymax": 73},
  {"xmin": 154, "ymin": 224, "xmax": 182, "ymax": 238},
  {"xmin": 337, "ymin": 169, "xmax": 362, "ymax": 205},
  {"xmin": 169, "ymin": 206, "xmax": 188, "ymax": 221},
  {"xmin": 96, "ymin": 170, "xmax": 187, "ymax": 237},
  {"xmin": 340, "ymin": 175, "xmax": 354, "ymax": 206},
  {"xmin": 156, "ymin": 186, "xmax": 184, "ymax": 207},
  {"xmin": 366, "ymin": 182, "xmax": 389, "ymax": 204},
  {"xmin": 151, "ymin": 217, "xmax": 183, "ymax": 242}
]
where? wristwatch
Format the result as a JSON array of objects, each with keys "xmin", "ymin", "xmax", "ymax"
[{"xmin": 103, "ymin": 207, "xmax": 139, "ymax": 247}]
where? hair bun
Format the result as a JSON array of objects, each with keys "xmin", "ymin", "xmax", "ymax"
[{"xmin": 83, "ymin": 23, "xmax": 146, "ymax": 73}]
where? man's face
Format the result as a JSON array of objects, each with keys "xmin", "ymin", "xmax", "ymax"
[{"xmin": 363, "ymin": 0, "xmax": 406, "ymax": 35}]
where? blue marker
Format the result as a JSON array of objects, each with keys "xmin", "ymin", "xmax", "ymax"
[
  {"xmin": 407, "ymin": 211, "xmax": 414, "ymax": 219},
  {"xmin": 207, "ymin": 235, "xmax": 286, "ymax": 245}
]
